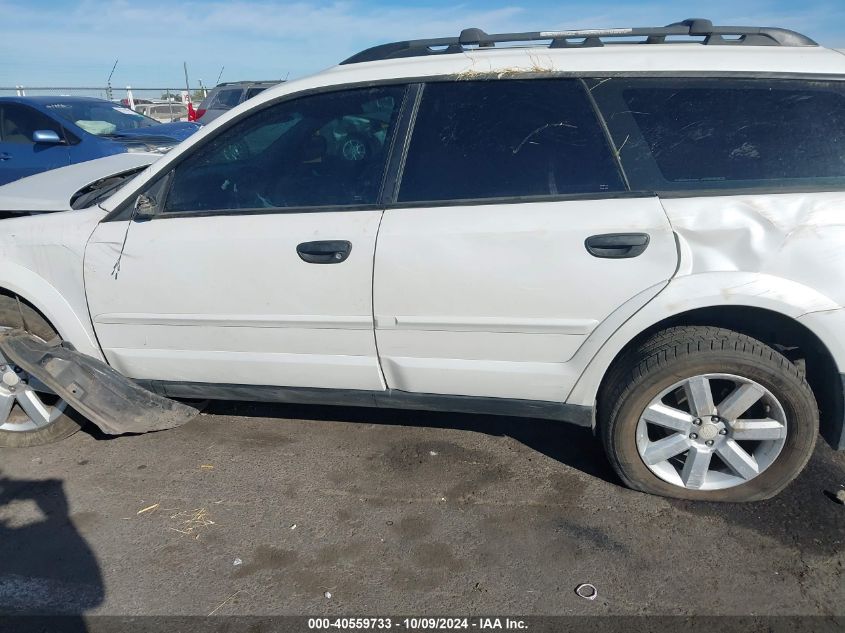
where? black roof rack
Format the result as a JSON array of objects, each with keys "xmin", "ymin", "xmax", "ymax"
[
  {"xmin": 215, "ymin": 80, "xmax": 285, "ymax": 87},
  {"xmin": 341, "ymin": 18, "xmax": 818, "ymax": 65}
]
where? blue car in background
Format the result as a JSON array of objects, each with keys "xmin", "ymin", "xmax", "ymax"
[{"xmin": 0, "ymin": 96, "xmax": 200, "ymax": 185}]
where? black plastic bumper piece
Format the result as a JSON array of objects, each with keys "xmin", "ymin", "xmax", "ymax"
[{"xmin": 0, "ymin": 330, "xmax": 199, "ymax": 435}]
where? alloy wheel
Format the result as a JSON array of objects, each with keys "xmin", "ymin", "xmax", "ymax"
[
  {"xmin": 635, "ymin": 373, "xmax": 787, "ymax": 490},
  {"xmin": 0, "ymin": 331, "xmax": 67, "ymax": 433}
]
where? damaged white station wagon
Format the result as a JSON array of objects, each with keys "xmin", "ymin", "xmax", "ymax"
[{"xmin": 1, "ymin": 19, "xmax": 844, "ymax": 502}]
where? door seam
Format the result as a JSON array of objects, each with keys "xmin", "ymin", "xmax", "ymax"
[{"xmin": 370, "ymin": 209, "xmax": 388, "ymax": 389}]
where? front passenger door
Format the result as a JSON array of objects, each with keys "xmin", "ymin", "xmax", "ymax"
[
  {"xmin": 0, "ymin": 103, "xmax": 70, "ymax": 184},
  {"xmin": 84, "ymin": 85, "xmax": 408, "ymax": 392}
]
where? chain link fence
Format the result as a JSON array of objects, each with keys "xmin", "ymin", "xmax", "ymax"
[{"xmin": 0, "ymin": 86, "xmax": 207, "ymax": 105}]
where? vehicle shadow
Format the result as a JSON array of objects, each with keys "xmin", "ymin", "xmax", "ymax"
[
  {"xmin": 0, "ymin": 470, "xmax": 103, "ymax": 631},
  {"xmin": 200, "ymin": 400, "xmax": 621, "ymax": 486},
  {"xmin": 669, "ymin": 441, "xmax": 845, "ymax": 555},
  {"xmin": 201, "ymin": 401, "xmax": 845, "ymax": 555}
]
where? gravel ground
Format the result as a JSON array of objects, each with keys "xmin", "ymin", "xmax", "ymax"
[{"xmin": 0, "ymin": 401, "xmax": 843, "ymax": 618}]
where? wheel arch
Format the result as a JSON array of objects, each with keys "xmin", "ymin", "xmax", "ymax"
[
  {"xmin": 582, "ymin": 304, "xmax": 842, "ymax": 449},
  {"xmin": 0, "ymin": 263, "xmax": 103, "ymax": 360}
]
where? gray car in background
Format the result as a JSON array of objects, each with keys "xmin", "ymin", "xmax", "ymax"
[{"xmin": 195, "ymin": 80, "xmax": 282, "ymax": 123}]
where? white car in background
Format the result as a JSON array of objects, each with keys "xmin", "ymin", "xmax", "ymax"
[
  {"xmin": 0, "ymin": 19, "xmax": 843, "ymax": 503},
  {"xmin": 134, "ymin": 103, "xmax": 190, "ymax": 123}
]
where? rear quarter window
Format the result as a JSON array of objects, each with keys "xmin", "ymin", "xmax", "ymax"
[{"xmin": 592, "ymin": 78, "xmax": 845, "ymax": 193}]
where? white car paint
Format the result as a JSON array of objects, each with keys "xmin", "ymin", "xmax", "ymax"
[
  {"xmin": 566, "ymin": 191, "xmax": 845, "ymax": 407},
  {"xmin": 0, "ymin": 153, "xmax": 158, "ymax": 213},
  {"xmin": 0, "ymin": 38, "xmax": 842, "ymax": 423},
  {"xmin": 84, "ymin": 211, "xmax": 386, "ymax": 390},
  {"xmin": 373, "ymin": 198, "xmax": 677, "ymax": 401},
  {"xmin": 798, "ymin": 309, "xmax": 845, "ymax": 371},
  {"xmin": 0, "ymin": 208, "xmax": 106, "ymax": 359}
]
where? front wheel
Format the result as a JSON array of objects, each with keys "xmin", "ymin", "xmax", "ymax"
[
  {"xmin": 0, "ymin": 297, "xmax": 82, "ymax": 447},
  {"xmin": 600, "ymin": 326, "xmax": 818, "ymax": 502}
]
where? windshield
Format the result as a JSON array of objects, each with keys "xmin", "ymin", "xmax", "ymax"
[{"xmin": 45, "ymin": 102, "xmax": 158, "ymax": 136}]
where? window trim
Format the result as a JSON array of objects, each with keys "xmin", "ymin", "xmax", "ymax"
[
  {"xmin": 652, "ymin": 184, "xmax": 845, "ymax": 199},
  {"xmin": 579, "ymin": 77, "xmax": 630, "ymax": 190},
  {"xmin": 381, "ymin": 83, "xmax": 423, "ymax": 205},
  {"xmin": 143, "ymin": 202, "xmax": 387, "ymax": 221},
  {"xmin": 385, "ymin": 189, "xmax": 655, "ymax": 210},
  {"xmin": 104, "ymin": 71, "xmax": 845, "ymax": 222},
  {"xmin": 394, "ymin": 77, "xmax": 629, "ymax": 204}
]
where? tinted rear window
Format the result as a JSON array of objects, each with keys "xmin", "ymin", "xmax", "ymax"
[
  {"xmin": 593, "ymin": 78, "xmax": 845, "ymax": 192},
  {"xmin": 210, "ymin": 89, "xmax": 243, "ymax": 109},
  {"xmin": 398, "ymin": 79, "xmax": 625, "ymax": 203},
  {"xmin": 245, "ymin": 87, "xmax": 268, "ymax": 100}
]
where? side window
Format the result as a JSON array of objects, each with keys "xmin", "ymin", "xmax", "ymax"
[
  {"xmin": 593, "ymin": 78, "xmax": 845, "ymax": 191},
  {"xmin": 398, "ymin": 79, "xmax": 625, "ymax": 203},
  {"xmin": 152, "ymin": 105, "xmax": 183, "ymax": 118},
  {"xmin": 0, "ymin": 104, "xmax": 63, "ymax": 144},
  {"xmin": 164, "ymin": 85, "xmax": 407, "ymax": 213},
  {"xmin": 210, "ymin": 89, "xmax": 244, "ymax": 110},
  {"xmin": 245, "ymin": 87, "xmax": 267, "ymax": 100}
]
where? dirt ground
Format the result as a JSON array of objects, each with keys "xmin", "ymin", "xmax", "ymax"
[{"xmin": 0, "ymin": 401, "xmax": 843, "ymax": 618}]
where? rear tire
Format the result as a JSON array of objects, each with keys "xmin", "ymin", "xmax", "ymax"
[
  {"xmin": 0, "ymin": 296, "xmax": 82, "ymax": 447},
  {"xmin": 600, "ymin": 326, "xmax": 818, "ymax": 502}
]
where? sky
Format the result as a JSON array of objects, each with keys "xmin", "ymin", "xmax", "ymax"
[{"xmin": 2, "ymin": 0, "xmax": 844, "ymax": 89}]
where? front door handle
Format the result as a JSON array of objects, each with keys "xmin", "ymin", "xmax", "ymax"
[
  {"xmin": 0, "ymin": 153, "xmax": 11, "ymax": 161},
  {"xmin": 296, "ymin": 240, "xmax": 352, "ymax": 264},
  {"xmin": 585, "ymin": 233, "xmax": 650, "ymax": 259}
]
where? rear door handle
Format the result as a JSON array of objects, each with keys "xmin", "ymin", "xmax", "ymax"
[
  {"xmin": 0, "ymin": 153, "xmax": 11, "ymax": 161},
  {"xmin": 296, "ymin": 240, "xmax": 352, "ymax": 264},
  {"xmin": 585, "ymin": 233, "xmax": 650, "ymax": 259}
]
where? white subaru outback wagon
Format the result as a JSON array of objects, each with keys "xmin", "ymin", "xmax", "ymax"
[{"xmin": 1, "ymin": 19, "xmax": 844, "ymax": 502}]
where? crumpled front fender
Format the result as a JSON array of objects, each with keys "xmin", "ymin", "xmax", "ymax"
[{"xmin": 0, "ymin": 330, "xmax": 198, "ymax": 435}]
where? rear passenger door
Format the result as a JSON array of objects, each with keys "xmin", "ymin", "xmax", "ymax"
[{"xmin": 373, "ymin": 79, "xmax": 678, "ymax": 402}]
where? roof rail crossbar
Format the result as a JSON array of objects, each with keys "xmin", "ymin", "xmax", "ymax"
[{"xmin": 340, "ymin": 18, "xmax": 818, "ymax": 65}]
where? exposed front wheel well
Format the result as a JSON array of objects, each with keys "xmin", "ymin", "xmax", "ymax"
[
  {"xmin": 598, "ymin": 306, "xmax": 842, "ymax": 449},
  {"xmin": 0, "ymin": 288, "xmax": 62, "ymax": 342}
]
